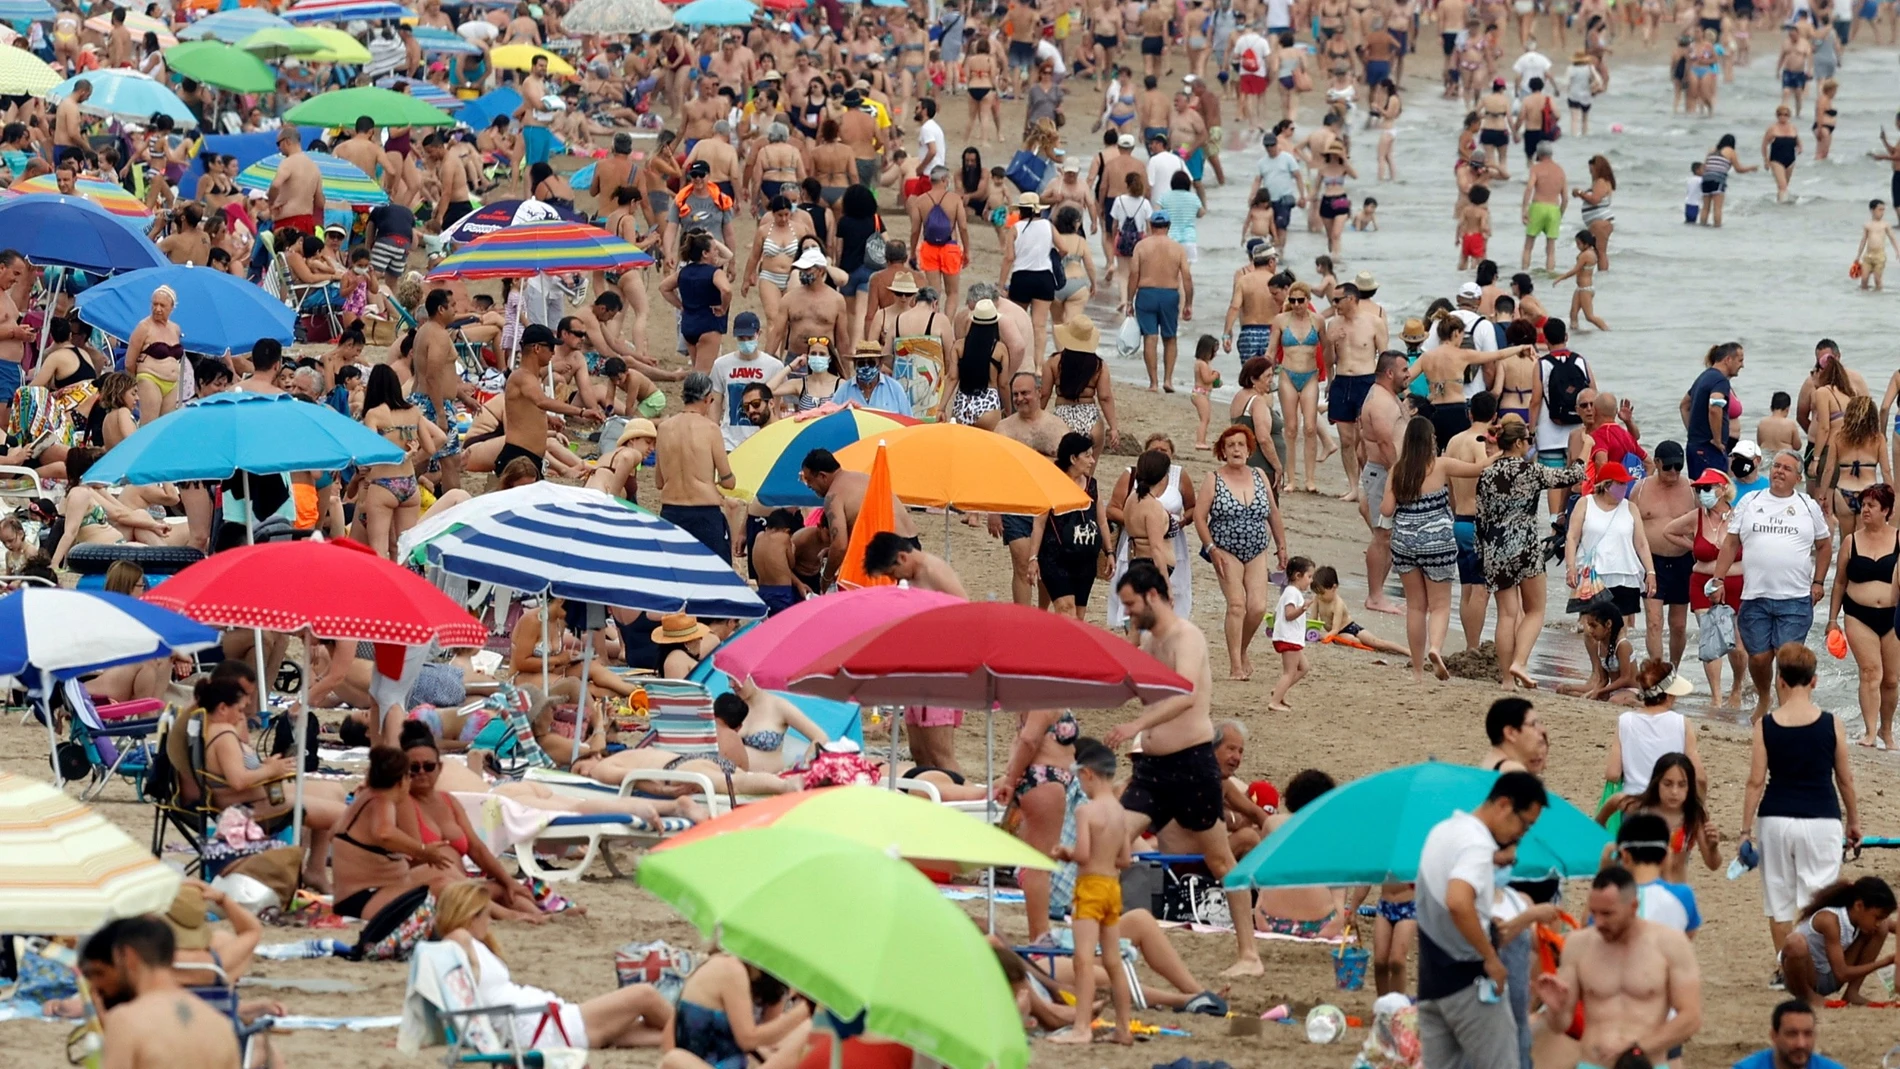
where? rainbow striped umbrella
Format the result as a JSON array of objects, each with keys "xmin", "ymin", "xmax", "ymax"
[
  {"xmin": 235, "ymin": 152, "xmax": 388, "ymax": 207},
  {"xmin": 427, "ymin": 220, "xmax": 655, "ymax": 281},
  {"xmin": 4, "ymin": 177, "xmax": 153, "ymax": 223},
  {"xmin": 0, "ymin": 772, "xmax": 181, "ymax": 935},
  {"xmin": 84, "ymin": 11, "xmax": 178, "ymax": 46}
]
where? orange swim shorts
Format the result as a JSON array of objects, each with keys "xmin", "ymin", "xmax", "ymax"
[
  {"xmin": 1073, "ymin": 872, "xmax": 1123, "ymax": 925},
  {"xmin": 918, "ymin": 240, "xmax": 965, "ymax": 276}
]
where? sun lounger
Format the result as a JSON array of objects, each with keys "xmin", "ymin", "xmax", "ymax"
[
  {"xmin": 399, "ymin": 940, "xmax": 587, "ymax": 1069},
  {"xmin": 450, "ymin": 790, "xmax": 689, "ymax": 884}
]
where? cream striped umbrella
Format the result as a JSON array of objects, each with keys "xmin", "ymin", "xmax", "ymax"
[{"xmin": 0, "ymin": 772, "xmax": 180, "ymax": 935}]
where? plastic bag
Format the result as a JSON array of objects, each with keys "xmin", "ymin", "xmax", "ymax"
[{"xmin": 1116, "ymin": 315, "xmax": 1141, "ymax": 360}]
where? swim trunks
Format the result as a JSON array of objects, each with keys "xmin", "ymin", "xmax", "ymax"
[
  {"xmin": 659, "ymin": 502, "xmax": 732, "ymax": 562},
  {"xmin": 1120, "ymin": 741, "xmax": 1224, "ymax": 833},
  {"xmin": 1526, "ymin": 200, "xmax": 1563, "ymax": 239},
  {"xmin": 1073, "ymin": 873, "xmax": 1123, "ymax": 925}
]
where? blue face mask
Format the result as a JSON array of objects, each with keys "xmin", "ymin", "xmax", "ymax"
[
  {"xmin": 808, "ymin": 355, "xmax": 830, "ymax": 374},
  {"xmin": 856, "ymin": 364, "xmax": 879, "ymax": 385},
  {"xmin": 738, "ymin": 338, "xmax": 759, "ymax": 355}
]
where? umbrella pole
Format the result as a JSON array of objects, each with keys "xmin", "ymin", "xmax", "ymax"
[
  {"xmin": 984, "ymin": 707, "xmax": 995, "ymax": 934},
  {"xmin": 244, "ymin": 472, "xmax": 268, "ymax": 711},
  {"xmin": 42, "ymin": 690, "xmax": 61, "ymax": 789},
  {"xmin": 538, "ymin": 599, "xmax": 549, "ymax": 711},
  {"xmin": 291, "ymin": 627, "xmax": 310, "ymax": 847},
  {"xmin": 570, "ymin": 627, "xmax": 595, "ymax": 770},
  {"xmin": 942, "ymin": 508, "xmax": 950, "ymax": 562},
  {"xmin": 36, "ymin": 271, "xmax": 63, "ymax": 360},
  {"xmin": 888, "ymin": 705, "xmax": 898, "ymax": 792}
]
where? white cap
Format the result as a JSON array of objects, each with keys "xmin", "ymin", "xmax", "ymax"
[
  {"xmin": 1456, "ymin": 281, "xmax": 1483, "ymax": 301},
  {"xmin": 1732, "ymin": 440, "xmax": 1763, "ymax": 459},
  {"xmin": 793, "ymin": 247, "xmax": 828, "ymax": 269},
  {"xmin": 1062, "ymin": 160, "xmax": 1081, "ymax": 173}
]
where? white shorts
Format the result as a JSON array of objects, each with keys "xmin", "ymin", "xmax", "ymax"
[
  {"xmin": 514, "ymin": 1001, "xmax": 588, "ymax": 1051},
  {"xmin": 1758, "ymin": 815, "xmax": 1843, "ymax": 922}
]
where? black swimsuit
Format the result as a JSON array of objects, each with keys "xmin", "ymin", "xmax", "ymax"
[{"xmin": 1842, "ymin": 531, "xmax": 1899, "ymax": 638}]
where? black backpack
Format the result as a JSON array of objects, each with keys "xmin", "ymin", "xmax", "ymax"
[{"xmin": 1542, "ymin": 351, "xmax": 1589, "ymax": 426}]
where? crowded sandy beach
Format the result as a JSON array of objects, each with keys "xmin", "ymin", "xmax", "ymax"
[{"xmin": 4, "ymin": 0, "xmax": 1900, "ymax": 1066}]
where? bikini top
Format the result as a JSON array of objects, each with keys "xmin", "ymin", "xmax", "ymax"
[
  {"xmin": 1281, "ymin": 321, "xmax": 1320, "ymax": 347},
  {"xmin": 741, "ymin": 729, "xmax": 785, "ymax": 751},
  {"xmin": 335, "ymin": 798, "xmax": 402, "ymax": 860},
  {"xmin": 48, "ymin": 348, "xmax": 94, "ymax": 389},
  {"xmin": 1846, "ymin": 531, "xmax": 1899, "ymax": 585},
  {"xmin": 142, "ymin": 342, "xmax": 184, "ymax": 361},
  {"xmin": 413, "ymin": 797, "xmax": 470, "ymax": 856},
  {"xmin": 761, "ymin": 229, "xmax": 799, "ymax": 259}
]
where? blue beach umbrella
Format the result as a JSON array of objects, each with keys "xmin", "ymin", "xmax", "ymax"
[
  {"xmin": 48, "ymin": 71, "xmax": 196, "ymax": 128},
  {"xmin": 178, "ymin": 9, "xmax": 297, "ymax": 42},
  {"xmin": 411, "ymin": 25, "xmax": 481, "ymax": 55},
  {"xmin": 0, "ymin": 0, "xmax": 55, "ymax": 21},
  {"xmin": 85, "ymin": 392, "xmax": 403, "ymax": 486},
  {"xmin": 673, "ymin": 0, "xmax": 756, "ymax": 26},
  {"xmin": 74, "ymin": 264, "xmax": 294, "ymax": 355},
  {"xmin": 0, "ymin": 196, "xmax": 165, "ymax": 274}
]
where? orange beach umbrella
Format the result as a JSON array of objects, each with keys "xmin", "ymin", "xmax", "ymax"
[
  {"xmin": 836, "ymin": 442, "xmax": 896, "ymax": 590},
  {"xmin": 831, "ymin": 423, "xmax": 1090, "ymax": 515}
]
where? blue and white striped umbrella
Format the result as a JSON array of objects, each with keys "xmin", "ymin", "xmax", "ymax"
[
  {"xmin": 282, "ymin": 0, "xmax": 415, "ymax": 23},
  {"xmin": 423, "ymin": 491, "xmax": 766, "ymax": 618},
  {"xmin": 411, "ymin": 25, "xmax": 480, "ymax": 55},
  {"xmin": 178, "ymin": 8, "xmax": 295, "ymax": 42},
  {"xmin": 0, "ymin": 588, "xmax": 218, "ymax": 691},
  {"xmin": 374, "ymin": 75, "xmax": 461, "ymax": 111}
]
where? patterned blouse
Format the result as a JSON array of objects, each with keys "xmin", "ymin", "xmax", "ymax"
[{"xmin": 1476, "ymin": 454, "xmax": 1585, "ymax": 591}]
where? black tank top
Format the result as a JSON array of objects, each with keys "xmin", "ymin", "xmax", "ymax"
[{"xmin": 1759, "ymin": 712, "xmax": 1843, "ymax": 820}]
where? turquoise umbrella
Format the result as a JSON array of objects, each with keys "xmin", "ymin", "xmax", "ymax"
[
  {"xmin": 1224, "ymin": 762, "xmax": 1611, "ymax": 888},
  {"xmin": 674, "ymin": 0, "xmax": 756, "ymax": 25}
]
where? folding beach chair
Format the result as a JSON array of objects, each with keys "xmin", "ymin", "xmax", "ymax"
[
  {"xmin": 56, "ymin": 678, "xmax": 164, "ymax": 801},
  {"xmin": 452, "ymin": 790, "xmax": 690, "ymax": 885},
  {"xmin": 174, "ymin": 958, "xmax": 277, "ymax": 1069},
  {"xmin": 399, "ymin": 940, "xmax": 587, "ymax": 1068},
  {"xmin": 149, "ymin": 704, "xmax": 294, "ymax": 877}
]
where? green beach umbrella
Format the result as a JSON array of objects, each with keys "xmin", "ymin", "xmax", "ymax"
[
  {"xmin": 235, "ymin": 26, "xmax": 324, "ymax": 60},
  {"xmin": 1224, "ymin": 761, "xmax": 1612, "ymax": 889},
  {"xmin": 638, "ymin": 827, "xmax": 1029, "ymax": 1069},
  {"xmin": 162, "ymin": 42, "xmax": 278, "ymax": 93},
  {"xmin": 284, "ymin": 86, "xmax": 454, "ymax": 129}
]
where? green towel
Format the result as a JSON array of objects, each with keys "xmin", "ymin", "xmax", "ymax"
[{"xmin": 1599, "ymin": 779, "xmax": 1625, "ymax": 838}]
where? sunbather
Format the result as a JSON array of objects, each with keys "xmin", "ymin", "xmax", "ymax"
[
  {"xmin": 661, "ymin": 954, "xmax": 810, "ymax": 1069},
  {"xmin": 569, "ymin": 746, "xmax": 795, "ymax": 798},
  {"xmin": 399, "ymin": 724, "xmax": 548, "ymax": 922},
  {"xmin": 432, "ymin": 753, "xmax": 710, "ymax": 827},
  {"xmin": 510, "ymin": 598, "xmax": 641, "ymax": 704},
  {"xmin": 331, "ymin": 746, "xmax": 462, "ymax": 921},
  {"xmin": 715, "ymin": 680, "xmax": 830, "ymax": 774}
]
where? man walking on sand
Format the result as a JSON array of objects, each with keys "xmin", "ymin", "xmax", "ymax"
[
  {"xmin": 1107, "ymin": 562, "xmax": 1264, "ymax": 979},
  {"xmin": 1357, "ymin": 350, "xmax": 1407, "ymax": 614},
  {"xmin": 1125, "ymin": 211, "xmax": 1193, "ymax": 393}
]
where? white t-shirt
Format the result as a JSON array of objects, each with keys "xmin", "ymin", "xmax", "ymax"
[
  {"xmin": 1727, "ymin": 488, "xmax": 1830, "ymax": 601},
  {"xmin": 1272, "ymin": 585, "xmax": 1308, "ymax": 647},
  {"xmin": 1416, "ymin": 811, "xmax": 1500, "ymax": 964},
  {"xmin": 709, "ymin": 350, "xmax": 786, "ymax": 449},
  {"xmin": 1262, "ymin": 0, "xmax": 1292, "ymax": 29},
  {"xmin": 1034, "ymin": 38, "xmax": 1066, "ymax": 76},
  {"xmin": 1109, "ymin": 194, "xmax": 1152, "ymax": 236},
  {"xmin": 915, "ymin": 118, "xmax": 948, "ymax": 174},
  {"xmin": 1233, "ymin": 29, "xmax": 1273, "ymax": 71},
  {"xmin": 1512, "ymin": 50, "xmax": 1553, "ymax": 89},
  {"xmin": 1636, "ymin": 883, "xmax": 1691, "ymax": 933},
  {"xmin": 1685, "ymin": 174, "xmax": 1704, "ymax": 208},
  {"xmin": 1146, "ymin": 151, "xmax": 1187, "ymax": 197}
]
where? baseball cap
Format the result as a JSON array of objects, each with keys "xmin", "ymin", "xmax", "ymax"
[
  {"xmin": 1150, "ymin": 209, "xmax": 1171, "ymax": 225},
  {"xmin": 1595, "ymin": 461, "xmax": 1634, "ymax": 484},
  {"xmin": 1456, "ymin": 281, "xmax": 1483, "ymax": 301},
  {"xmin": 1117, "ymin": 134, "xmax": 1136, "ymax": 148},
  {"xmin": 1654, "ymin": 440, "xmax": 1685, "ymax": 470},
  {"xmin": 1401, "ymin": 317, "xmax": 1428, "ymax": 343},
  {"xmin": 793, "ymin": 247, "xmax": 828, "ymax": 269},
  {"xmin": 520, "ymin": 324, "xmax": 557, "ymax": 350},
  {"xmin": 1691, "ymin": 469, "xmax": 1730, "ymax": 487},
  {"xmin": 1062, "ymin": 160, "xmax": 1081, "ymax": 173},
  {"xmin": 733, "ymin": 311, "xmax": 761, "ymax": 336},
  {"xmin": 1731, "ymin": 440, "xmax": 1763, "ymax": 460},
  {"xmin": 688, "ymin": 160, "xmax": 711, "ymax": 178}
]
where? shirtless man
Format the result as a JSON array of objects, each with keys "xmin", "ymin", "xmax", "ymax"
[
  {"xmin": 1357, "ymin": 351, "xmax": 1408, "ymax": 614},
  {"xmin": 839, "ymin": 91, "xmax": 882, "ymax": 190},
  {"xmin": 1521, "ymin": 141, "xmax": 1568, "ymax": 272},
  {"xmin": 993, "ymin": 372, "xmax": 1072, "ymax": 604},
  {"xmin": 685, "ymin": 121, "xmax": 742, "ymax": 201},
  {"xmin": 590, "ymin": 132, "xmax": 637, "ymax": 203},
  {"xmin": 266, "ymin": 126, "xmax": 324, "ymax": 238},
  {"xmin": 1222, "ymin": 244, "xmax": 1285, "ymax": 365},
  {"xmin": 1156, "ymin": 720, "xmax": 1273, "ymax": 859},
  {"xmin": 501, "ymin": 325, "xmax": 582, "ymax": 478},
  {"xmin": 1124, "ymin": 213, "xmax": 1193, "ymax": 392},
  {"xmin": 862, "ymin": 530, "xmax": 968, "ymax": 595},
  {"xmin": 1631, "ymin": 440, "xmax": 1698, "ymax": 666},
  {"xmin": 779, "ymin": 249, "xmax": 850, "ymax": 359},
  {"xmin": 1106, "ymin": 563, "xmax": 1264, "ymax": 978},
  {"xmin": 1444, "ymin": 391, "xmax": 1499, "ymax": 650},
  {"xmin": 334, "ymin": 118, "xmax": 384, "ymax": 200},
  {"xmin": 681, "ymin": 78, "xmax": 726, "ymax": 156},
  {"xmin": 1167, "ymin": 91, "xmax": 1210, "ymax": 202},
  {"xmin": 427, "ymin": 133, "xmax": 475, "ymax": 230},
  {"xmin": 0, "ymin": 251, "xmax": 28, "ymax": 430},
  {"xmin": 79, "ymin": 916, "xmax": 241, "ymax": 1069},
  {"xmin": 1324, "ymin": 283, "xmax": 1390, "ymax": 505},
  {"xmin": 106, "ymin": 8, "xmax": 131, "ymax": 69},
  {"xmin": 1535, "ymin": 866, "xmax": 1703, "ymax": 1069},
  {"xmin": 1187, "ymin": 75, "xmax": 1226, "ymax": 187},
  {"xmin": 516, "ymin": 54, "xmax": 557, "ymax": 190},
  {"xmin": 656, "ymin": 371, "xmax": 738, "ymax": 563},
  {"xmin": 411, "ymin": 290, "xmax": 467, "ymax": 489},
  {"xmin": 1136, "ymin": 4, "xmax": 1172, "ymax": 78},
  {"xmin": 54, "ymin": 82, "xmax": 90, "ymax": 167},
  {"xmin": 799, "ymin": 447, "xmax": 918, "ymax": 590},
  {"xmin": 707, "ymin": 32, "xmax": 756, "ymax": 87},
  {"xmin": 1136, "ymin": 75, "xmax": 1171, "ymax": 145}
]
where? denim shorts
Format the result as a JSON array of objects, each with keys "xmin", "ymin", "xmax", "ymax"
[{"xmin": 1737, "ymin": 596, "xmax": 1814, "ymax": 654}]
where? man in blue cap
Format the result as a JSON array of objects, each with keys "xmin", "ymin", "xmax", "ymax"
[
  {"xmin": 1123, "ymin": 209, "xmax": 1193, "ymax": 392},
  {"xmin": 710, "ymin": 311, "xmax": 785, "ymax": 450}
]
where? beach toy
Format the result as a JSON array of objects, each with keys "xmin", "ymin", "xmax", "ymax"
[
  {"xmin": 1260, "ymin": 1004, "xmax": 1290, "ymax": 1021},
  {"xmin": 1333, "ymin": 940, "xmax": 1371, "ymax": 991},
  {"xmin": 1610, "ymin": 123, "xmax": 1624, "ymax": 133},
  {"xmin": 1828, "ymin": 625, "xmax": 1849, "ymax": 658},
  {"xmin": 1852, "ymin": 261, "xmax": 1865, "ymax": 280},
  {"xmin": 1305, "ymin": 1004, "xmax": 1347, "ymax": 1044}
]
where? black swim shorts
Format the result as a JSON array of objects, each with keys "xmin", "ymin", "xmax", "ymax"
[{"xmin": 1121, "ymin": 741, "xmax": 1224, "ymax": 833}]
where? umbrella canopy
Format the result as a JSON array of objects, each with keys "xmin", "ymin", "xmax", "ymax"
[
  {"xmin": 237, "ymin": 152, "xmax": 387, "ymax": 207},
  {"xmin": 0, "ymin": 196, "xmax": 166, "ymax": 274},
  {"xmin": 423, "ymin": 490, "xmax": 765, "ymax": 618},
  {"xmin": 0, "ymin": 772, "xmax": 183, "ymax": 937},
  {"xmin": 147, "ymin": 540, "xmax": 487, "ymax": 646},
  {"xmin": 162, "ymin": 40, "xmax": 279, "ymax": 92},
  {"xmin": 74, "ymin": 264, "xmax": 294, "ymax": 354},
  {"xmin": 0, "ymin": 47, "xmax": 59, "ymax": 95},
  {"xmin": 0, "ymin": 587, "xmax": 218, "ymax": 693},
  {"xmin": 411, "ymin": 25, "xmax": 481, "ymax": 54},
  {"xmin": 833, "ymin": 424, "xmax": 1091, "ymax": 514},
  {"xmin": 837, "ymin": 443, "xmax": 895, "ymax": 590},
  {"xmin": 673, "ymin": 0, "xmax": 757, "ymax": 24},
  {"xmin": 729, "ymin": 406, "xmax": 917, "ymax": 506},
  {"xmin": 562, "ymin": 0, "xmax": 675, "ymax": 34},
  {"xmin": 178, "ymin": 8, "xmax": 296, "ymax": 42},
  {"xmin": 1223, "ymin": 763, "xmax": 1614, "ymax": 889},
  {"xmin": 397, "ymin": 480, "xmax": 642, "ymax": 561},
  {"xmin": 0, "ymin": 0, "xmax": 55, "ymax": 21},
  {"xmin": 439, "ymin": 198, "xmax": 583, "ymax": 244},
  {"xmin": 713, "ymin": 586, "xmax": 961, "ymax": 691},
  {"xmin": 488, "ymin": 42, "xmax": 575, "ymax": 74},
  {"xmin": 85, "ymin": 392, "xmax": 403, "ymax": 485},
  {"xmin": 427, "ymin": 220, "xmax": 654, "ymax": 280},
  {"xmin": 296, "ymin": 26, "xmax": 374, "ymax": 63},
  {"xmin": 4, "ymin": 177, "xmax": 153, "ymax": 223},
  {"xmin": 640, "ymin": 827, "xmax": 1028, "ymax": 1069},
  {"xmin": 282, "ymin": 0, "xmax": 416, "ymax": 22},
  {"xmin": 373, "ymin": 75, "xmax": 461, "ymax": 111},
  {"xmin": 84, "ymin": 11, "xmax": 177, "ymax": 46},
  {"xmin": 654, "ymin": 786, "xmax": 1054, "ymax": 870},
  {"xmin": 48, "ymin": 70, "xmax": 195, "ymax": 127},
  {"xmin": 236, "ymin": 25, "xmax": 324, "ymax": 58},
  {"xmin": 284, "ymin": 85, "xmax": 453, "ymax": 128},
  {"xmin": 790, "ymin": 601, "xmax": 1193, "ymax": 710}
]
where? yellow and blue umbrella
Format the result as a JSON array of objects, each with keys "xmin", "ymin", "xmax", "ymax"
[
  {"xmin": 426, "ymin": 220, "xmax": 654, "ymax": 281},
  {"xmin": 236, "ymin": 152, "xmax": 388, "ymax": 207},
  {"xmin": 5, "ymin": 177, "xmax": 153, "ymax": 223},
  {"xmin": 729, "ymin": 407, "xmax": 919, "ymax": 506}
]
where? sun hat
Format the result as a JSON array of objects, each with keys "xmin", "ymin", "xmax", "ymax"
[
  {"xmin": 1690, "ymin": 469, "xmax": 1730, "ymax": 487},
  {"xmin": 888, "ymin": 272, "xmax": 919, "ymax": 294},
  {"xmin": 165, "ymin": 885, "xmax": 213, "ymax": 951},
  {"xmin": 652, "ymin": 614, "xmax": 712, "ymax": 646},
  {"xmin": 1054, "ymin": 317, "xmax": 1099, "ymax": 353},
  {"xmin": 616, "ymin": 418, "xmax": 657, "ymax": 445},
  {"xmin": 971, "ymin": 298, "xmax": 998, "ymax": 324},
  {"xmin": 1401, "ymin": 318, "xmax": 1428, "ymax": 343}
]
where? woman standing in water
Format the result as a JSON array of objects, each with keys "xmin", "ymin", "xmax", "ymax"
[
  {"xmin": 1699, "ymin": 133, "xmax": 1755, "ymax": 227},
  {"xmin": 1764, "ymin": 105, "xmax": 1804, "ymax": 203},
  {"xmin": 1573, "ymin": 156, "xmax": 1617, "ymax": 271}
]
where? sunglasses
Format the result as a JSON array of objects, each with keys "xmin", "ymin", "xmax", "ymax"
[
  {"xmin": 807, "ymin": 336, "xmax": 831, "ymax": 346},
  {"xmin": 410, "ymin": 760, "xmax": 439, "ymax": 774},
  {"xmin": 1660, "ymin": 464, "xmax": 1683, "ymax": 473}
]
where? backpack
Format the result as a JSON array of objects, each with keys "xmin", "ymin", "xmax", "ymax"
[
  {"xmin": 1543, "ymin": 350, "xmax": 1589, "ymax": 425},
  {"xmin": 1542, "ymin": 96, "xmax": 1562, "ymax": 141},
  {"xmin": 1114, "ymin": 199, "xmax": 1142, "ymax": 258},
  {"xmin": 921, "ymin": 192, "xmax": 955, "ymax": 246}
]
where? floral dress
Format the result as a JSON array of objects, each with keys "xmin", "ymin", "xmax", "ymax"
[{"xmin": 1476, "ymin": 455, "xmax": 1585, "ymax": 591}]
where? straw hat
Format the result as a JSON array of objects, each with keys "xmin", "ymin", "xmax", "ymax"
[
  {"xmin": 165, "ymin": 885, "xmax": 213, "ymax": 951},
  {"xmin": 970, "ymin": 299, "xmax": 999, "ymax": 324},
  {"xmin": 652, "ymin": 613, "xmax": 712, "ymax": 646},
  {"xmin": 616, "ymin": 418, "xmax": 657, "ymax": 446},
  {"xmin": 888, "ymin": 272, "xmax": 920, "ymax": 295},
  {"xmin": 1054, "ymin": 317, "xmax": 1099, "ymax": 353},
  {"xmin": 1016, "ymin": 191, "xmax": 1042, "ymax": 210}
]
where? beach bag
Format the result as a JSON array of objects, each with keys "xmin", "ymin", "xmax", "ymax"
[
  {"xmin": 1542, "ymin": 351, "xmax": 1588, "ymax": 425},
  {"xmin": 349, "ymin": 886, "xmax": 435, "ymax": 962},
  {"xmin": 1004, "ymin": 149, "xmax": 1049, "ymax": 195},
  {"xmin": 863, "ymin": 213, "xmax": 887, "ymax": 268},
  {"xmin": 614, "ymin": 940, "xmax": 696, "ymax": 1004},
  {"xmin": 1159, "ymin": 868, "xmax": 1231, "ymax": 926},
  {"xmin": 1571, "ymin": 548, "xmax": 1606, "ymax": 604},
  {"xmin": 1542, "ymin": 97, "xmax": 1562, "ymax": 141},
  {"xmin": 1698, "ymin": 603, "xmax": 1737, "ymax": 662},
  {"xmin": 219, "ymin": 846, "xmax": 303, "ymax": 912},
  {"xmin": 1116, "ymin": 315, "xmax": 1141, "ymax": 359},
  {"xmin": 921, "ymin": 194, "xmax": 956, "ymax": 247}
]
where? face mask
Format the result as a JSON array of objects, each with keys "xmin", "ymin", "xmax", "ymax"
[
  {"xmin": 799, "ymin": 270, "xmax": 819, "ymax": 286},
  {"xmin": 856, "ymin": 364, "xmax": 880, "ymax": 385},
  {"xmin": 738, "ymin": 339, "xmax": 758, "ymax": 355},
  {"xmin": 807, "ymin": 355, "xmax": 831, "ymax": 374},
  {"xmin": 1696, "ymin": 488, "xmax": 1717, "ymax": 508}
]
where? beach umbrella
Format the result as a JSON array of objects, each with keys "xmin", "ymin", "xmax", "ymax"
[
  {"xmin": 373, "ymin": 74, "xmax": 461, "ymax": 111},
  {"xmin": 0, "ymin": 47, "xmax": 60, "ymax": 95},
  {"xmin": 85, "ymin": 391, "xmax": 403, "ymax": 486},
  {"xmin": 0, "ymin": 772, "xmax": 183, "ymax": 934},
  {"xmin": 0, "ymin": 0, "xmax": 55, "ymax": 21},
  {"xmin": 285, "ymin": 85, "xmax": 452, "ymax": 128},
  {"xmin": 640, "ymin": 827, "xmax": 1029, "ymax": 1069},
  {"xmin": 0, "ymin": 196, "xmax": 165, "ymax": 273},
  {"xmin": 236, "ymin": 25, "xmax": 325, "ymax": 58},
  {"xmin": 832, "ymin": 423, "xmax": 1090, "ymax": 514},
  {"xmin": 487, "ymin": 43, "xmax": 575, "ymax": 75},
  {"xmin": 74, "ymin": 264, "xmax": 294, "ymax": 354},
  {"xmin": 411, "ymin": 24, "xmax": 481, "ymax": 54},
  {"xmin": 673, "ymin": 0, "xmax": 757, "ymax": 24},
  {"xmin": 236, "ymin": 152, "xmax": 388, "ymax": 206},
  {"xmin": 4, "ymin": 177, "xmax": 153, "ymax": 224},
  {"xmin": 84, "ymin": 11, "xmax": 177, "ymax": 46},
  {"xmin": 728, "ymin": 406, "xmax": 917, "ymax": 507},
  {"xmin": 0, "ymin": 588, "xmax": 218, "ymax": 785},
  {"xmin": 653, "ymin": 786, "xmax": 1055, "ymax": 870},
  {"xmin": 437, "ymin": 197, "xmax": 582, "ymax": 244},
  {"xmin": 837, "ymin": 443, "xmax": 896, "ymax": 591},
  {"xmin": 426, "ymin": 220, "xmax": 654, "ymax": 280},
  {"xmin": 162, "ymin": 40, "xmax": 279, "ymax": 92},
  {"xmin": 282, "ymin": 0, "xmax": 416, "ymax": 22},
  {"xmin": 48, "ymin": 71, "xmax": 195, "ymax": 127},
  {"xmin": 397, "ymin": 480, "xmax": 644, "ymax": 563},
  {"xmin": 562, "ymin": 0, "xmax": 675, "ymax": 34},
  {"xmin": 296, "ymin": 26, "xmax": 374, "ymax": 63},
  {"xmin": 178, "ymin": 8, "xmax": 296, "ymax": 42},
  {"xmin": 713, "ymin": 586, "xmax": 961, "ymax": 691},
  {"xmin": 1222, "ymin": 762, "xmax": 1614, "ymax": 889}
]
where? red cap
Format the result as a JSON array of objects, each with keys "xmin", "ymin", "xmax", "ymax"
[
  {"xmin": 1247, "ymin": 780, "xmax": 1279, "ymax": 813},
  {"xmin": 1595, "ymin": 461, "xmax": 1634, "ymax": 484},
  {"xmin": 1691, "ymin": 469, "xmax": 1730, "ymax": 487}
]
